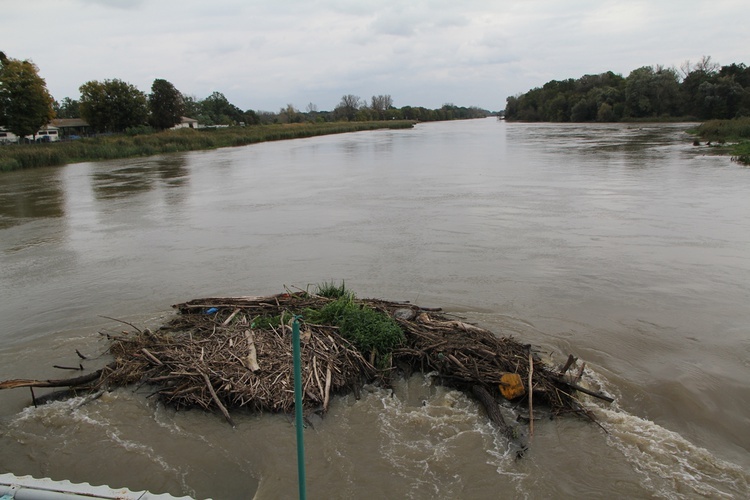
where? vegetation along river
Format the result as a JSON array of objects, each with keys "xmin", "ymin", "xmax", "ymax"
[{"xmin": 1, "ymin": 118, "xmax": 748, "ymax": 498}]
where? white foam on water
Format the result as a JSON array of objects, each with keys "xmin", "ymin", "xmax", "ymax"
[
  {"xmin": 9, "ymin": 392, "xmax": 193, "ymax": 496},
  {"xmin": 361, "ymin": 374, "xmax": 525, "ymax": 499},
  {"xmin": 594, "ymin": 405, "xmax": 749, "ymax": 499},
  {"xmin": 571, "ymin": 366, "xmax": 749, "ymax": 498}
]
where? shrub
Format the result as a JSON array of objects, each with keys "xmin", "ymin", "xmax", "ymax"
[
  {"xmin": 305, "ymin": 295, "xmax": 405, "ymax": 359},
  {"xmin": 125, "ymin": 125, "xmax": 155, "ymax": 136}
]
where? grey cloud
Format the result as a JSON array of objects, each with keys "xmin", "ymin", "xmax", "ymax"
[{"xmin": 77, "ymin": 0, "xmax": 146, "ymax": 9}]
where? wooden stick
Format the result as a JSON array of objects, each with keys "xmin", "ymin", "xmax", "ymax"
[
  {"xmin": 312, "ymin": 356, "xmax": 324, "ymax": 400},
  {"xmin": 574, "ymin": 361, "xmax": 586, "ymax": 383},
  {"xmin": 528, "ymin": 350, "xmax": 534, "ymax": 438},
  {"xmin": 447, "ymin": 353, "xmax": 468, "ymax": 372},
  {"xmin": 560, "ymin": 354, "xmax": 577, "ymax": 375},
  {"xmin": 323, "ymin": 364, "xmax": 332, "ymax": 412},
  {"xmin": 552, "ymin": 376, "xmax": 614, "ymax": 403},
  {"xmin": 222, "ymin": 308, "xmax": 242, "ymax": 326},
  {"xmin": 71, "ymin": 390, "xmax": 105, "ymax": 410},
  {"xmin": 99, "ymin": 315, "xmax": 142, "ymax": 334},
  {"xmin": 141, "ymin": 348, "xmax": 163, "ymax": 366},
  {"xmin": 0, "ymin": 364, "xmax": 114, "ymax": 390},
  {"xmin": 53, "ymin": 364, "xmax": 84, "ymax": 371},
  {"xmin": 201, "ymin": 372, "xmax": 235, "ymax": 427},
  {"xmin": 245, "ymin": 330, "xmax": 260, "ymax": 372}
]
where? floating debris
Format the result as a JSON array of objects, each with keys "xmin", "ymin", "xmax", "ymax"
[{"xmin": 0, "ymin": 288, "xmax": 614, "ymax": 453}]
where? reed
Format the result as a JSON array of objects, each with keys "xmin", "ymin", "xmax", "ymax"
[
  {"xmin": 0, "ymin": 121, "xmax": 415, "ymax": 172},
  {"xmin": 694, "ymin": 118, "xmax": 750, "ymax": 165},
  {"xmin": 730, "ymin": 141, "xmax": 750, "ymax": 165},
  {"xmin": 694, "ymin": 118, "xmax": 750, "ymax": 140},
  {"xmin": 315, "ymin": 280, "xmax": 350, "ymax": 299}
]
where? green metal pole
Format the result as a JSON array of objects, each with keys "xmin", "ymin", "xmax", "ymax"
[{"xmin": 292, "ymin": 316, "xmax": 307, "ymax": 500}]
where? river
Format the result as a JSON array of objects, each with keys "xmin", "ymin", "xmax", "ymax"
[{"xmin": 1, "ymin": 118, "xmax": 748, "ymax": 499}]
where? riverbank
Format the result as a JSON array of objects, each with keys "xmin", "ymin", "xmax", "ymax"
[
  {"xmin": 0, "ymin": 121, "xmax": 415, "ymax": 172},
  {"xmin": 692, "ymin": 117, "xmax": 750, "ymax": 165}
]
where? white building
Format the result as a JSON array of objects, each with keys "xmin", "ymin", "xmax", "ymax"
[{"xmin": 172, "ymin": 116, "xmax": 199, "ymax": 129}]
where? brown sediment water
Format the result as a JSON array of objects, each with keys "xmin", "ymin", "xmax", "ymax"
[{"xmin": 1, "ymin": 119, "xmax": 748, "ymax": 498}]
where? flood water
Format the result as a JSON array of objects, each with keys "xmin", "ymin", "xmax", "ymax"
[{"xmin": 1, "ymin": 118, "xmax": 749, "ymax": 499}]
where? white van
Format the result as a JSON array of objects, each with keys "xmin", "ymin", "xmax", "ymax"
[
  {"xmin": 0, "ymin": 126, "xmax": 60, "ymax": 144},
  {"xmin": 0, "ymin": 129, "xmax": 12, "ymax": 144},
  {"xmin": 34, "ymin": 127, "xmax": 60, "ymax": 142}
]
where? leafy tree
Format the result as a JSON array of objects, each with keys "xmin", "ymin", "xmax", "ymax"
[
  {"xmin": 243, "ymin": 109, "xmax": 260, "ymax": 125},
  {"xmin": 650, "ymin": 67, "xmax": 681, "ymax": 116},
  {"xmin": 719, "ymin": 63, "xmax": 750, "ymax": 88},
  {"xmin": 182, "ymin": 93, "xmax": 201, "ymax": 119},
  {"xmin": 571, "ymin": 97, "xmax": 598, "ymax": 121},
  {"xmin": 280, "ymin": 103, "xmax": 301, "ymax": 123},
  {"xmin": 624, "ymin": 67, "xmax": 656, "ymax": 117},
  {"xmin": 303, "ymin": 102, "xmax": 321, "ymax": 123},
  {"xmin": 53, "ymin": 97, "xmax": 80, "ymax": 119},
  {"xmin": 596, "ymin": 102, "xmax": 615, "ymax": 122},
  {"xmin": 149, "ymin": 78, "xmax": 184, "ymax": 130},
  {"xmin": 683, "ymin": 63, "xmax": 750, "ymax": 119},
  {"xmin": 200, "ymin": 91, "xmax": 243, "ymax": 125},
  {"xmin": 256, "ymin": 110, "xmax": 278, "ymax": 124},
  {"xmin": 698, "ymin": 77, "xmax": 745, "ymax": 119},
  {"xmin": 384, "ymin": 107, "xmax": 403, "ymax": 120},
  {"xmin": 370, "ymin": 94, "xmax": 393, "ymax": 119},
  {"xmin": 504, "ymin": 96, "xmax": 520, "ymax": 120},
  {"xmin": 355, "ymin": 107, "xmax": 373, "ymax": 121},
  {"xmin": 0, "ymin": 52, "xmax": 55, "ymax": 139},
  {"xmin": 623, "ymin": 66, "xmax": 679, "ymax": 118},
  {"xmin": 333, "ymin": 94, "xmax": 361, "ymax": 121},
  {"xmin": 506, "ymin": 58, "xmax": 750, "ymax": 122},
  {"xmin": 544, "ymin": 94, "xmax": 570, "ymax": 122},
  {"xmin": 680, "ymin": 69, "xmax": 714, "ymax": 118},
  {"xmin": 79, "ymin": 79, "xmax": 148, "ymax": 133}
]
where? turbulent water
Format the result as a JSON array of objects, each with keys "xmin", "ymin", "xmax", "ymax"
[{"xmin": 1, "ymin": 118, "xmax": 748, "ymax": 499}]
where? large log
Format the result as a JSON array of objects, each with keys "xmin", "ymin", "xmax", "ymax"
[
  {"xmin": 0, "ymin": 363, "xmax": 115, "ymax": 390},
  {"xmin": 471, "ymin": 384, "xmax": 528, "ymax": 457},
  {"xmin": 471, "ymin": 385, "xmax": 512, "ymax": 438}
]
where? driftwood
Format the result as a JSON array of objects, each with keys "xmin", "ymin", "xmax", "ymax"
[
  {"xmin": 0, "ymin": 363, "xmax": 115, "ymax": 390},
  {"xmin": 201, "ymin": 371, "xmax": 235, "ymax": 427},
  {"xmin": 471, "ymin": 385, "xmax": 512, "ymax": 438},
  {"xmin": 102, "ymin": 298, "xmax": 376, "ymax": 415},
  {"xmin": 0, "ymin": 292, "xmax": 614, "ymax": 447},
  {"xmin": 551, "ymin": 375, "xmax": 614, "ymax": 403},
  {"xmin": 528, "ymin": 350, "xmax": 534, "ymax": 438}
]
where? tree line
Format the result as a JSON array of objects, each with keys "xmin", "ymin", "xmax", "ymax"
[
  {"xmin": 280, "ymin": 97, "xmax": 488, "ymax": 124},
  {"xmin": 1, "ymin": 51, "xmax": 490, "ymax": 140},
  {"xmin": 504, "ymin": 56, "xmax": 750, "ymax": 122}
]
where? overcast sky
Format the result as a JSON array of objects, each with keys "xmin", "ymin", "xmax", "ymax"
[{"xmin": 2, "ymin": 0, "xmax": 748, "ymax": 112}]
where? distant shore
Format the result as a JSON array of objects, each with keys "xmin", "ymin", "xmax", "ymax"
[{"xmin": 0, "ymin": 121, "xmax": 415, "ymax": 173}]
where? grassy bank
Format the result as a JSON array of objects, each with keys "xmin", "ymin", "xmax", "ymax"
[
  {"xmin": 0, "ymin": 121, "xmax": 415, "ymax": 172},
  {"xmin": 693, "ymin": 118, "xmax": 750, "ymax": 165}
]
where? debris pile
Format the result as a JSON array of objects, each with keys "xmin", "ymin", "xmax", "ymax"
[{"xmin": 1, "ymin": 289, "xmax": 614, "ymax": 446}]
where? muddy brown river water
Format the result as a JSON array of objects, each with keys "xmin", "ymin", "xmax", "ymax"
[{"xmin": 1, "ymin": 118, "xmax": 748, "ymax": 498}]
